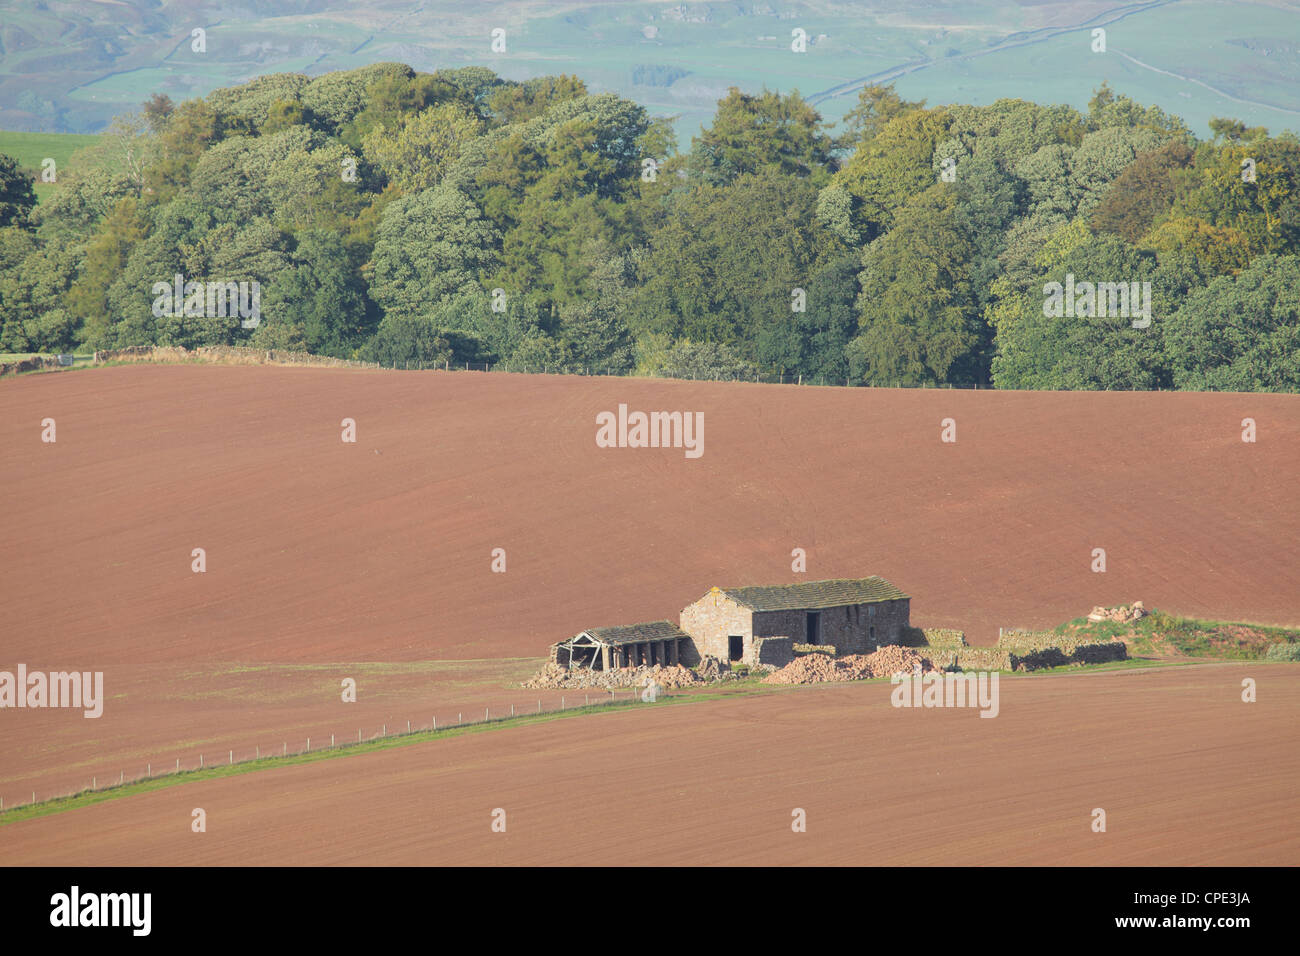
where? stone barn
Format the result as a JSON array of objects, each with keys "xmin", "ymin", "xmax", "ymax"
[
  {"xmin": 679, "ymin": 577, "xmax": 910, "ymax": 667},
  {"xmin": 550, "ymin": 621, "xmax": 694, "ymax": 672}
]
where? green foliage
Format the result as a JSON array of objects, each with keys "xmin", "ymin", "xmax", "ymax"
[
  {"xmin": 301, "ymin": 63, "xmax": 416, "ymax": 132},
  {"xmin": 557, "ymin": 244, "xmax": 637, "ymax": 372},
  {"xmin": 834, "ymin": 106, "xmax": 952, "ymax": 242},
  {"xmin": 205, "ymin": 73, "xmax": 310, "ymax": 129},
  {"xmin": 360, "ymin": 313, "xmax": 488, "ymax": 369},
  {"xmin": 1092, "ymin": 141, "xmax": 1195, "ymax": 242},
  {"xmin": 990, "ymin": 223, "xmax": 1169, "ymax": 390},
  {"xmin": 838, "ymin": 84, "xmax": 925, "ymax": 149},
  {"xmin": 629, "ymin": 170, "xmax": 831, "ymax": 359},
  {"xmin": 1264, "ymin": 642, "xmax": 1300, "ymax": 662},
  {"xmin": 850, "ymin": 186, "xmax": 979, "ymax": 385},
  {"xmin": 369, "ymin": 185, "xmax": 500, "ymax": 319},
  {"xmin": 1088, "ymin": 83, "xmax": 1190, "ymax": 138},
  {"xmin": 362, "ymin": 103, "xmax": 482, "ymax": 193},
  {"xmin": 1171, "ymin": 135, "xmax": 1300, "ymax": 259},
  {"xmin": 487, "ymin": 75, "xmax": 587, "ymax": 126},
  {"xmin": 0, "ymin": 152, "xmax": 37, "ymax": 228},
  {"xmin": 1164, "ymin": 255, "xmax": 1300, "ymax": 391},
  {"xmin": 652, "ymin": 340, "xmax": 757, "ymax": 381},
  {"xmin": 689, "ymin": 87, "xmax": 836, "ymax": 186},
  {"xmin": 3, "ymin": 64, "xmax": 1299, "ymax": 393}
]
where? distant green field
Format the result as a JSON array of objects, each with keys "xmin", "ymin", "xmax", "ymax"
[
  {"xmin": 0, "ymin": 130, "xmax": 100, "ymax": 202},
  {"xmin": 2, "ymin": 0, "xmax": 1297, "ymax": 144}
]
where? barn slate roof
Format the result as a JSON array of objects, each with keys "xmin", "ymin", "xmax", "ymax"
[
  {"xmin": 719, "ymin": 577, "xmax": 908, "ymax": 612},
  {"xmin": 583, "ymin": 621, "xmax": 691, "ymax": 646}
]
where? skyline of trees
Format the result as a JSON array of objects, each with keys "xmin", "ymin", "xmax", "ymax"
[{"xmin": 2, "ymin": 65, "xmax": 1299, "ymax": 391}]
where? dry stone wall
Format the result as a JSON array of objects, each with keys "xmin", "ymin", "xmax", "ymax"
[{"xmin": 91, "ymin": 345, "xmax": 380, "ymax": 369}]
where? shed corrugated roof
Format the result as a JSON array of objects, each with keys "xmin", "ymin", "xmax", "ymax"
[
  {"xmin": 719, "ymin": 577, "xmax": 908, "ymax": 612},
  {"xmin": 584, "ymin": 620, "xmax": 690, "ymax": 646}
]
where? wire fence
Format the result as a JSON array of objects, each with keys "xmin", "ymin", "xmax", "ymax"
[
  {"xmin": 1, "ymin": 687, "xmax": 654, "ymax": 815},
  {"xmin": 384, "ymin": 357, "xmax": 988, "ymax": 389}
]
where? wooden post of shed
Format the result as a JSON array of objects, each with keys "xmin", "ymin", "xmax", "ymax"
[{"xmin": 601, "ymin": 644, "xmax": 611, "ymax": 671}]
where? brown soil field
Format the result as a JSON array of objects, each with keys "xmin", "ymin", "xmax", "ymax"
[
  {"xmin": 2, "ymin": 366, "xmax": 1299, "ymax": 803},
  {"xmin": 0, "ymin": 659, "xmax": 605, "ymax": 801},
  {"xmin": 3, "ymin": 664, "xmax": 1296, "ymax": 866}
]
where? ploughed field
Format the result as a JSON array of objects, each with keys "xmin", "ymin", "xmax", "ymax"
[
  {"xmin": 2, "ymin": 365, "xmax": 1299, "ymax": 804},
  {"xmin": 3, "ymin": 664, "xmax": 1296, "ymax": 866}
]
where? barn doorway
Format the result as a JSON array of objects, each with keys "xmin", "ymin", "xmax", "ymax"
[
  {"xmin": 728, "ymin": 635, "xmax": 744, "ymax": 661},
  {"xmin": 572, "ymin": 644, "xmax": 602, "ymax": 670},
  {"xmin": 806, "ymin": 612, "xmax": 821, "ymax": 644}
]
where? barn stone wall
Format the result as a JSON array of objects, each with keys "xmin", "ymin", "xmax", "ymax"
[
  {"xmin": 752, "ymin": 598, "xmax": 910, "ymax": 654},
  {"xmin": 676, "ymin": 637, "xmax": 702, "ymax": 667},
  {"xmin": 681, "ymin": 591, "xmax": 911, "ymax": 665},
  {"xmin": 754, "ymin": 636, "xmax": 794, "ymax": 668},
  {"xmin": 680, "ymin": 590, "xmax": 754, "ymax": 662}
]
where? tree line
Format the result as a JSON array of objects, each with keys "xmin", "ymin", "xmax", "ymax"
[{"xmin": 1, "ymin": 64, "xmax": 1298, "ymax": 391}]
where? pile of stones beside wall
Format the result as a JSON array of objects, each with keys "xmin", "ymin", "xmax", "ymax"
[{"xmin": 763, "ymin": 646, "xmax": 943, "ymax": 684}]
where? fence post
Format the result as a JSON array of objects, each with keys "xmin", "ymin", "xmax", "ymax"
[
  {"xmin": 433, "ymin": 716, "xmax": 437, "ymax": 730},
  {"xmin": 382, "ymin": 724, "xmax": 386, "ymax": 736},
  {"xmin": 147, "ymin": 764, "xmax": 150, "ymax": 777},
  {"xmin": 306, "ymin": 738, "xmax": 310, "ymax": 752},
  {"xmin": 256, "ymin": 745, "xmax": 259, "ymax": 759},
  {"xmin": 93, "ymin": 776, "xmax": 96, "ymax": 789},
  {"xmin": 562, "ymin": 696, "xmax": 565, "ymax": 709},
  {"xmin": 176, "ymin": 758, "xmax": 179, "ymax": 772},
  {"xmin": 283, "ymin": 742, "xmax": 286, "ymax": 756},
  {"xmin": 511, "ymin": 703, "xmax": 514, "ymax": 716},
  {"xmin": 537, "ymin": 699, "xmax": 541, "ymax": 713},
  {"xmin": 407, "ymin": 720, "xmax": 411, "ymax": 734},
  {"xmin": 458, "ymin": 713, "xmax": 462, "ymax": 724},
  {"xmin": 200, "ymin": 754, "xmax": 203, "ymax": 768},
  {"xmin": 331, "ymin": 734, "xmax": 335, "ymax": 747},
  {"xmin": 485, "ymin": 707, "xmax": 489, "ymax": 721},
  {"xmin": 229, "ymin": 749, "xmax": 233, "ymax": 765}
]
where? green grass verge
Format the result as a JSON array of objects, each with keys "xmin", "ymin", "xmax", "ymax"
[
  {"xmin": 1058, "ymin": 609, "xmax": 1300, "ymax": 660},
  {"xmin": 0, "ymin": 687, "xmax": 764, "ymax": 826}
]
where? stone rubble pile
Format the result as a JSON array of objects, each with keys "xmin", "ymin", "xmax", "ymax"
[
  {"xmin": 522, "ymin": 662, "xmax": 704, "ymax": 690},
  {"xmin": 694, "ymin": 655, "xmax": 736, "ymax": 682},
  {"xmin": 862, "ymin": 645, "xmax": 944, "ymax": 677},
  {"xmin": 1087, "ymin": 601, "xmax": 1148, "ymax": 624},
  {"xmin": 762, "ymin": 646, "xmax": 942, "ymax": 684}
]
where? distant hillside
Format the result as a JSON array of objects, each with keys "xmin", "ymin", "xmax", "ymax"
[{"xmin": 1, "ymin": 0, "xmax": 1298, "ymax": 140}]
